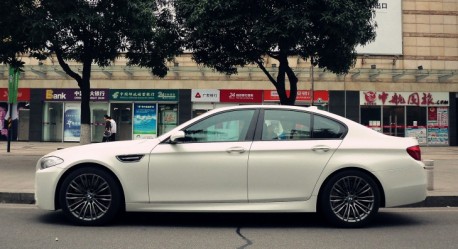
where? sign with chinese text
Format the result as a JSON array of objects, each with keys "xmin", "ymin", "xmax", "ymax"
[
  {"xmin": 360, "ymin": 91, "xmax": 449, "ymax": 106},
  {"xmin": 263, "ymin": 90, "xmax": 329, "ymax": 103},
  {"xmin": 220, "ymin": 90, "xmax": 263, "ymax": 103},
  {"xmin": 0, "ymin": 88, "xmax": 30, "ymax": 101},
  {"xmin": 191, "ymin": 89, "xmax": 220, "ymax": 102},
  {"xmin": 109, "ymin": 89, "xmax": 178, "ymax": 102},
  {"xmin": 44, "ymin": 89, "xmax": 109, "ymax": 101}
]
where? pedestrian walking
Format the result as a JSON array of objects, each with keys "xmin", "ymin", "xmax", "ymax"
[
  {"xmin": 102, "ymin": 114, "xmax": 112, "ymax": 142},
  {"xmin": 109, "ymin": 116, "xmax": 117, "ymax": 141}
]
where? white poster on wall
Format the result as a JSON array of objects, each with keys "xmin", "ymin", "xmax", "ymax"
[
  {"xmin": 356, "ymin": 0, "xmax": 402, "ymax": 55},
  {"xmin": 63, "ymin": 102, "xmax": 81, "ymax": 142}
]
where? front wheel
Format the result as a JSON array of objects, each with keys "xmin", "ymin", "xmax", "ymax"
[
  {"xmin": 59, "ymin": 167, "xmax": 122, "ymax": 226},
  {"xmin": 319, "ymin": 170, "xmax": 380, "ymax": 228}
]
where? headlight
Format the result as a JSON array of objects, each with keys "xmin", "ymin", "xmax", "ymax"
[{"xmin": 40, "ymin": 156, "xmax": 64, "ymax": 169}]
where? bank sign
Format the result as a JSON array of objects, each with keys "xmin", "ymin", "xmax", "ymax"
[
  {"xmin": 44, "ymin": 89, "xmax": 109, "ymax": 101},
  {"xmin": 109, "ymin": 89, "xmax": 178, "ymax": 101}
]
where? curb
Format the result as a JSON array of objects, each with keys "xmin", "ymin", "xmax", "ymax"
[
  {"xmin": 0, "ymin": 192, "xmax": 35, "ymax": 205},
  {"xmin": 1, "ymin": 192, "xmax": 457, "ymax": 207},
  {"xmin": 404, "ymin": 196, "xmax": 458, "ymax": 208}
]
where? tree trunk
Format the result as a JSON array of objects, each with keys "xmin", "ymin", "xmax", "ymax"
[
  {"xmin": 79, "ymin": 60, "xmax": 92, "ymax": 145},
  {"xmin": 277, "ymin": 53, "xmax": 297, "ymax": 106}
]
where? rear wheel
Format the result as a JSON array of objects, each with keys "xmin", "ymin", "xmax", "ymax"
[
  {"xmin": 59, "ymin": 167, "xmax": 122, "ymax": 226},
  {"xmin": 319, "ymin": 170, "xmax": 380, "ymax": 228}
]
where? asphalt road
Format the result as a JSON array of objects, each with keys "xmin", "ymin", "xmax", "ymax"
[{"xmin": 2, "ymin": 204, "xmax": 458, "ymax": 249}]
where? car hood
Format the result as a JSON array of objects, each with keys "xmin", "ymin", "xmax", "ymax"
[{"xmin": 42, "ymin": 139, "xmax": 161, "ymax": 160}]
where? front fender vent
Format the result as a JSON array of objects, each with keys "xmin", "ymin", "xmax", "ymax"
[{"xmin": 116, "ymin": 154, "xmax": 145, "ymax": 163}]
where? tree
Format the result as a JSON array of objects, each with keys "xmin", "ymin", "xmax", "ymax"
[
  {"xmin": 0, "ymin": 0, "xmax": 182, "ymax": 144},
  {"xmin": 173, "ymin": 0, "xmax": 378, "ymax": 105}
]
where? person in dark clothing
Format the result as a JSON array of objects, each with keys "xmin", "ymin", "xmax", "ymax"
[{"xmin": 102, "ymin": 114, "xmax": 112, "ymax": 142}]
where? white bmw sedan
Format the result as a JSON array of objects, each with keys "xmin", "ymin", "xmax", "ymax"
[{"xmin": 36, "ymin": 105, "xmax": 427, "ymax": 227}]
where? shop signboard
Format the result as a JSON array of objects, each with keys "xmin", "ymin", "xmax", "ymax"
[
  {"xmin": 133, "ymin": 103, "xmax": 157, "ymax": 139},
  {"xmin": 191, "ymin": 89, "xmax": 220, "ymax": 102},
  {"xmin": 109, "ymin": 89, "xmax": 178, "ymax": 102},
  {"xmin": 44, "ymin": 89, "xmax": 109, "ymax": 101},
  {"xmin": 63, "ymin": 102, "xmax": 81, "ymax": 142},
  {"xmin": 263, "ymin": 90, "xmax": 329, "ymax": 103},
  {"xmin": 220, "ymin": 90, "xmax": 263, "ymax": 103},
  {"xmin": 360, "ymin": 91, "xmax": 449, "ymax": 106},
  {"xmin": 0, "ymin": 88, "xmax": 30, "ymax": 101}
]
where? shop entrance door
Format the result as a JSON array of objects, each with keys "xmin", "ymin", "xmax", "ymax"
[
  {"xmin": 43, "ymin": 102, "xmax": 63, "ymax": 142},
  {"xmin": 111, "ymin": 103, "xmax": 132, "ymax": 141},
  {"xmin": 383, "ymin": 106, "xmax": 405, "ymax": 137}
]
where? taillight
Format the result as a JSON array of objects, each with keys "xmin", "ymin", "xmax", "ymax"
[{"xmin": 407, "ymin": 145, "xmax": 421, "ymax": 161}]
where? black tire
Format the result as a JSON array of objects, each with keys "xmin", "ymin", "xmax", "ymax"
[
  {"xmin": 319, "ymin": 170, "xmax": 380, "ymax": 228},
  {"xmin": 59, "ymin": 167, "xmax": 122, "ymax": 226}
]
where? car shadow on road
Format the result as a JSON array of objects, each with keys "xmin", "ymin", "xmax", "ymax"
[{"xmin": 37, "ymin": 209, "xmax": 423, "ymax": 228}]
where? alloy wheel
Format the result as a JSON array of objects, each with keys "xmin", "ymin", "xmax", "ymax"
[
  {"xmin": 64, "ymin": 173, "xmax": 113, "ymax": 221},
  {"xmin": 329, "ymin": 175, "xmax": 375, "ymax": 223}
]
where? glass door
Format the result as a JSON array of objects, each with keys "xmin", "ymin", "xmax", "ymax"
[
  {"xmin": 382, "ymin": 106, "xmax": 405, "ymax": 137},
  {"xmin": 91, "ymin": 103, "xmax": 109, "ymax": 142},
  {"xmin": 43, "ymin": 102, "xmax": 63, "ymax": 142},
  {"xmin": 110, "ymin": 103, "xmax": 132, "ymax": 141}
]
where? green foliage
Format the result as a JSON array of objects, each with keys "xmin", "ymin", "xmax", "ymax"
[
  {"xmin": 174, "ymin": 0, "xmax": 378, "ymax": 104},
  {"xmin": 0, "ymin": 0, "xmax": 182, "ymax": 142},
  {"xmin": 0, "ymin": 0, "xmax": 42, "ymax": 67},
  {"xmin": 0, "ymin": 0, "xmax": 182, "ymax": 75}
]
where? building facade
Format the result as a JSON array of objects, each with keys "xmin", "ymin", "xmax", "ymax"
[{"xmin": 0, "ymin": 0, "xmax": 457, "ymax": 145}]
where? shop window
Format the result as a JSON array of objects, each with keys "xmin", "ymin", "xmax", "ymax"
[
  {"xmin": 158, "ymin": 104, "xmax": 178, "ymax": 135},
  {"xmin": 361, "ymin": 106, "xmax": 382, "ymax": 132},
  {"xmin": 406, "ymin": 106, "xmax": 427, "ymax": 145}
]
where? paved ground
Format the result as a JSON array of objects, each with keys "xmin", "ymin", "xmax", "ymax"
[{"xmin": 1, "ymin": 141, "xmax": 458, "ymax": 206}]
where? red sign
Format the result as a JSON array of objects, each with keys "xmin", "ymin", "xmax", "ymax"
[
  {"xmin": 0, "ymin": 88, "xmax": 30, "ymax": 101},
  {"xmin": 263, "ymin": 90, "xmax": 329, "ymax": 103},
  {"xmin": 220, "ymin": 90, "xmax": 263, "ymax": 103}
]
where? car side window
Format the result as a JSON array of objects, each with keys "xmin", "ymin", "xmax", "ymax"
[
  {"xmin": 312, "ymin": 115, "xmax": 345, "ymax": 139},
  {"xmin": 262, "ymin": 110, "xmax": 311, "ymax": 140},
  {"xmin": 183, "ymin": 110, "xmax": 255, "ymax": 142}
]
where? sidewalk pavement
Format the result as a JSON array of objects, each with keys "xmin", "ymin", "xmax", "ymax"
[{"xmin": 1, "ymin": 141, "xmax": 458, "ymax": 206}]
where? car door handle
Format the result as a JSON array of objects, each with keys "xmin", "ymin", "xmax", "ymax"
[
  {"xmin": 226, "ymin": 147, "xmax": 246, "ymax": 154},
  {"xmin": 312, "ymin": 146, "xmax": 330, "ymax": 152}
]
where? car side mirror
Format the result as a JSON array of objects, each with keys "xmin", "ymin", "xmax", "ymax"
[{"xmin": 170, "ymin": 131, "xmax": 186, "ymax": 143}]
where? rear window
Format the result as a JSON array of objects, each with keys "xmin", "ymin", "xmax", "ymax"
[{"xmin": 312, "ymin": 115, "xmax": 346, "ymax": 139}]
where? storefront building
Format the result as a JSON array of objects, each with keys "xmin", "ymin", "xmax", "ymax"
[
  {"xmin": 360, "ymin": 91, "xmax": 450, "ymax": 146},
  {"xmin": 108, "ymin": 89, "xmax": 179, "ymax": 140},
  {"xmin": 41, "ymin": 88, "xmax": 109, "ymax": 142},
  {"xmin": 0, "ymin": 0, "xmax": 457, "ymax": 145}
]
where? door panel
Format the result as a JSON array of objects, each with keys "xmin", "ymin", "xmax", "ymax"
[
  {"xmin": 148, "ymin": 109, "xmax": 257, "ymax": 203},
  {"xmin": 149, "ymin": 141, "xmax": 251, "ymax": 202},
  {"xmin": 248, "ymin": 109, "xmax": 344, "ymax": 202},
  {"xmin": 248, "ymin": 140, "xmax": 340, "ymax": 201}
]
